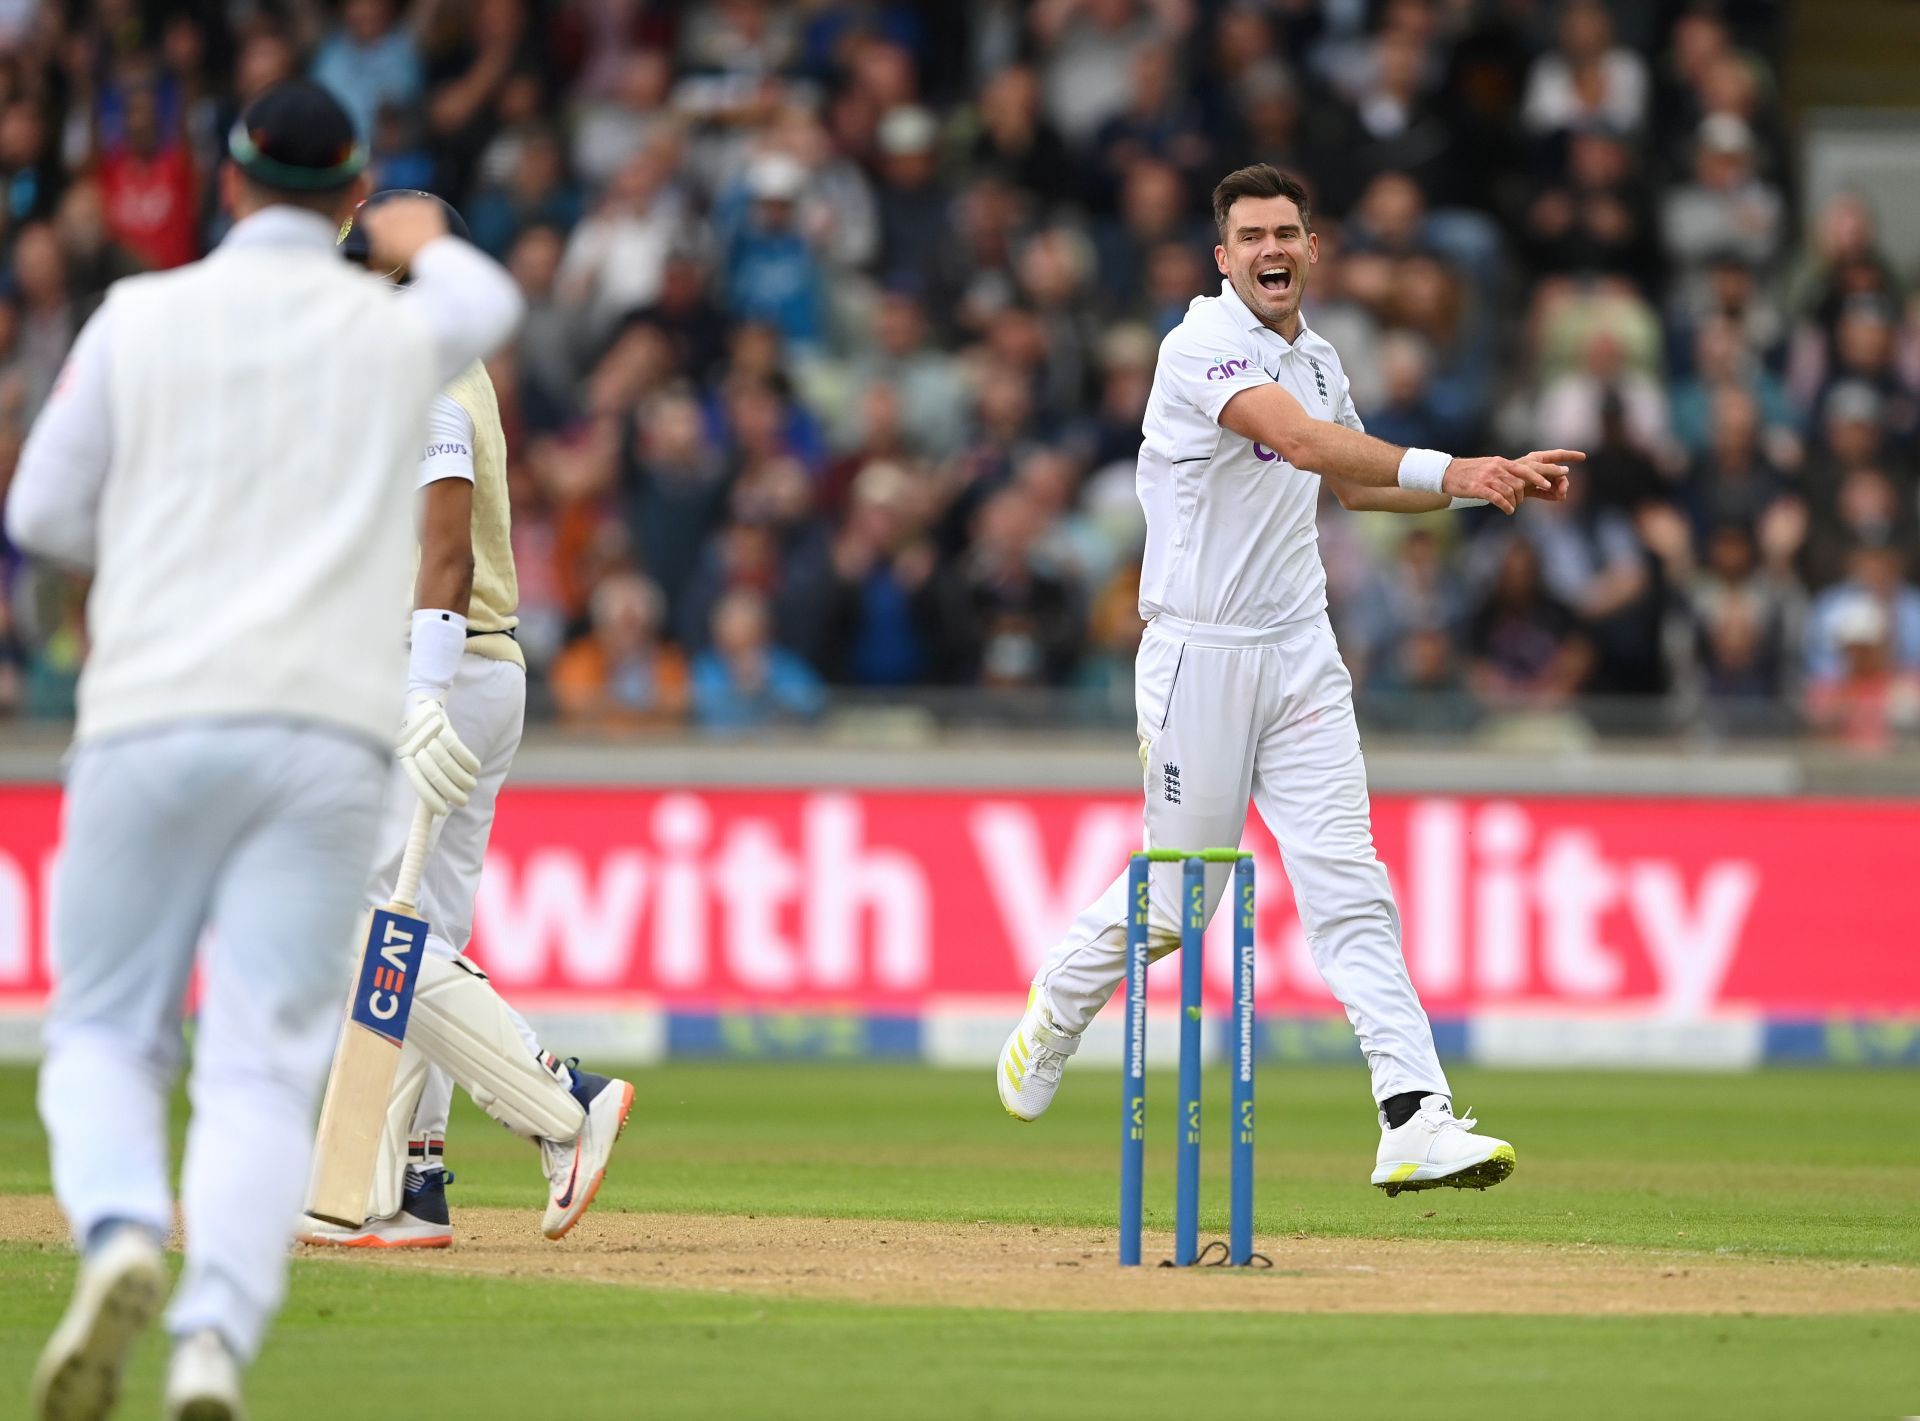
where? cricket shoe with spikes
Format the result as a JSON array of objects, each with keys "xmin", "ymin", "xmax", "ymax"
[
  {"xmin": 32, "ymin": 1225, "xmax": 167, "ymax": 1421},
  {"xmin": 997, "ymin": 988, "xmax": 1081, "ymax": 1121},
  {"xmin": 164, "ymin": 1329, "xmax": 244, "ymax": 1421},
  {"xmin": 297, "ymin": 1167, "xmax": 454, "ymax": 1249},
  {"xmin": 540, "ymin": 1063, "xmax": 635, "ymax": 1240},
  {"xmin": 1372, "ymin": 1095, "xmax": 1517, "ymax": 1197}
]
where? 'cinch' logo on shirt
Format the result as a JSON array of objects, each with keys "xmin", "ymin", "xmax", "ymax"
[{"xmin": 1206, "ymin": 357, "xmax": 1255, "ymax": 381}]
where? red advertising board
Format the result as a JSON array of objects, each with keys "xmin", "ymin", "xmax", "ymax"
[{"xmin": 1, "ymin": 785, "xmax": 1915, "ymax": 1015}]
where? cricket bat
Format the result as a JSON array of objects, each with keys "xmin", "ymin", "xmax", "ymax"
[{"xmin": 306, "ymin": 801, "xmax": 436, "ymax": 1229}]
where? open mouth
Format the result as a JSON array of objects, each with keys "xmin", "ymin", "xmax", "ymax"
[{"xmin": 1257, "ymin": 266, "xmax": 1293, "ymax": 294}]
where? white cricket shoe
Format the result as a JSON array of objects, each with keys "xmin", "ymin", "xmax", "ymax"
[
  {"xmin": 297, "ymin": 1167, "xmax": 454, "ymax": 1249},
  {"xmin": 164, "ymin": 1329, "xmax": 244, "ymax": 1421},
  {"xmin": 32, "ymin": 1225, "xmax": 167, "ymax": 1421},
  {"xmin": 539, "ymin": 1067, "xmax": 635, "ymax": 1240},
  {"xmin": 997, "ymin": 989, "xmax": 1081, "ymax": 1121},
  {"xmin": 1372, "ymin": 1095, "xmax": 1517, "ymax": 1197}
]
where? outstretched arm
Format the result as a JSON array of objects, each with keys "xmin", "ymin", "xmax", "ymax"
[
  {"xmin": 1327, "ymin": 452, "xmax": 1579, "ymax": 513},
  {"xmin": 1219, "ymin": 383, "xmax": 1578, "ymax": 514}
]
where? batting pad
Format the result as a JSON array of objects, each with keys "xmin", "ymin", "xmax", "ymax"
[
  {"xmin": 405, "ymin": 955, "xmax": 586, "ymax": 1144},
  {"xmin": 363, "ymin": 1044, "xmax": 431, "ymax": 1223}
]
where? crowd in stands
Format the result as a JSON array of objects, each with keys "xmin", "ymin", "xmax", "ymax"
[{"xmin": 2, "ymin": 0, "xmax": 1919, "ymax": 746}]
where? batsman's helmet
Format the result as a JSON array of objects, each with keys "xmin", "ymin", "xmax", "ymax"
[{"xmin": 337, "ymin": 189, "xmax": 473, "ymax": 279}]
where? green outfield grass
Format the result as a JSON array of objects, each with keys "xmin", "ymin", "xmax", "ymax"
[{"xmin": 3, "ymin": 1062, "xmax": 1917, "ymax": 1419}]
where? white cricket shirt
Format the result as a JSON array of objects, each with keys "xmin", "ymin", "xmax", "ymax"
[
  {"xmin": 1137, "ymin": 280, "xmax": 1365, "ymax": 630},
  {"xmin": 4, "ymin": 208, "xmax": 525, "ymax": 747}
]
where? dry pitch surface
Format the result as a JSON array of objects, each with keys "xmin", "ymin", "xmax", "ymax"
[{"xmin": 4, "ymin": 1194, "xmax": 1913, "ymax": 1317}]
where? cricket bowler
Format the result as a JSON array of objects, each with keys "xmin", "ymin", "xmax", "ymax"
[
  {"xmin": 10, "ymin": 83, "xmax": 523, "ymax": 1421},
  {"xmin": 999, "ymin": 164, "xmax": 1582, "ymax": 1195},
  {"xmin": 298, "ymin": 190, "xmax": 634, "ymax": 1251}
]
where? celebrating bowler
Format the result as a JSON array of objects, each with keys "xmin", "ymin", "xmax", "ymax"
[{"xmin": 999, "ymin": 164, "xmax": 1582, "ymax": 1195}]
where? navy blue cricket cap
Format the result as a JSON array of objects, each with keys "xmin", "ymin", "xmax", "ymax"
[
  {"xmin": 227, "ymin": 79, "xmax": 367, "ymax": 192},
  {"xmin": 338, "ymin": 190, "xmax": 471, "ymax": 266}
]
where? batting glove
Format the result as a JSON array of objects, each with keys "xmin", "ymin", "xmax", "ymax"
[{"xmin": 397, "ymin": 699, "xmax": 481, "ymax": 816}]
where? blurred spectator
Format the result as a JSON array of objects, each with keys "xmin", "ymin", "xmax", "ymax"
[
  {"xmin": 0, "ymin": 99, "xmax": 59, "ymax": 225},
  {"xmin": 622, "ymin": 389, "xmax": 730, "ymax": 621},
  {"xmin": 821, "ymin": 460, "xmax": 939, "ymax": 685},
  {"xmin": 0, "ymin": 578, "xmax": 23, "ymax": 715},
  {"xmin": 550, "ymin": 572, "xmax": 689, "ymax": 729},
  {"xmin": 1092, "ymin": 45, "xmax": 1211, "ymax": 202},
  {"xmin": 1522, "ymin": 127, "xmax": 1659, "ymax": 291},
  {"xmin": 571, "ymin": 51, "xmax": 675, "ymax": 191},
  {"xmin": 1348, "ymin": 28, "xmax": 1457, "ymax": 202},
  {"xmin": 1805, "ymin": 544, "xmax": 1920, "ymax": 685},
  {"xmin": 508, "ymin": 225, "xmax": 582, "ymax": 433},
  {"xmin": 12, "ymin": 224, "xmax": 74, "ymax": 419},
  {"xmin": 1660, "ymin": 115, "xmax": 1784, "ymax": 300},
  {"xmin": 311, "ymin": 0, "xmax": 423, "ymax": 140},
  {"xmin": 1519, "ymin": 454, "xmax": 1672, "ymax": 698},
  {"xmin": 1786, "ymin": 193, "xmax": 1902, "ymax": 333},
  {"xmin": 1534, "ymin": 322, "xmax": 1672, "ymax": 464},
  {"xmin": 1032, "ymin": 0, "xmax": 1179, "ymax": 149},
  {"xmin": 873, "ymin": 105, "xmax": 950, "ymax": 292},
  {"xmin": 1670, "ymin": 314, "xmax": 1797, "ymax": 462},
  {"xmin": 1522, "ymin": 0, "xmax": 1648, "ymax": 137},
  {"xmin": 559, "ymin": 146, "xmax": 686, "ymax": 344},
  {"xmin": 721, "ymin": 152, "xmax": 828, "ymax": 349},
  {"xmin": 1685, "ymin": 386, "xmax": 1789, "ymax": 541},
  {"xmin": 969, "ymin": 63, "xmax": 1075, "ymax": 199},
  {"xmin": 692, "ymin": 587, "xmax": 827, "ymax": 731},
  {"xmin": 96, "ymin": 81, "xmax": 198, "ymax": 271},
  {"xmin": 1686, "ymin": 520, "xmax": 1799, "ymax": 705},
  {"xmin": 1468, "ymin": 538, "xmax": 1595, "ymax": 710},
  {"xmin": 468, "ymin": 126, "xmax": 583, "ymax": 258},
  {"xmin": 1804, "ymin": 594, "xmax": 1920, "ymax": 751},
  {"xmin": 1351, "ymin": 526, "xmax": 1468, "ymax": 685},
  {"xmin": 1806, "ymin": 465, "xmax": 1917, "ymax": 592},
  {"xmin": 931, "ymin": 485, "xmax": 1084, "ymax": 687},
  {"xmin": 54, "ymin": 181, "xmax": 144, "ymax": 308},
  {"xmin": 1364, "ymin": 332, "xmax": 1466, "ymax": 454}
]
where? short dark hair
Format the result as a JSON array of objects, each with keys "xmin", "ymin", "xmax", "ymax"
[{"xmin": 1211, "ymin": 164, "xmax": 1311, "ymax": 238}]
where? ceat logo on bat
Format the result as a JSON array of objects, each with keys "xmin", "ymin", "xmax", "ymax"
[{"xmin": 350, "ymin": 909, "xmax": 428, "ymax": 1045}]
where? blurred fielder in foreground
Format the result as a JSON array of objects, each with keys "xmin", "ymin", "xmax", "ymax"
[
  {"xmin": 298, "ymin": 191, "xmax": 634, "ymax": 1252},
  {"xmin": 7, "ymin": 83, "xmax": 521, "ymax": 1421},
  {"xmin": 1000, "ymin": 164, "xmax": 1581, "ymax": 1198}
]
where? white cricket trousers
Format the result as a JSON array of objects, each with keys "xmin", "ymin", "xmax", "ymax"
[
  {"xmin": 38, "ymin": 719, "xmax": 385, "ymax": 1361},
  {"xmin": 367, "ymin": 654, "xmax": 529, "ymax": 1154},
  {"xmin": 1032, "ymin": 612, "xmax": 1449, "ymax": 1104}
]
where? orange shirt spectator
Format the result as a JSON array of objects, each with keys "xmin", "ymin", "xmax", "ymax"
[{"xmin": 549, "ymin": 571, "xmax": 690, "ymax": 728}]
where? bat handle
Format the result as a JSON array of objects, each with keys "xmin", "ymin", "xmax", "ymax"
[{"xmin": 393, "ymin": 801, "xmax": 435, "ymax": 914}]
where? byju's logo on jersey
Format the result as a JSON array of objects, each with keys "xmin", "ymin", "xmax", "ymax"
[{"xmin": 1205, "ymin": 356, "xmax": 1255, "ymax": 381}]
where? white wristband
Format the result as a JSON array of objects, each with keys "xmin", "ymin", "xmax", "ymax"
[
  {"xmin": 1397, "ymin": 447, "xmax": 1451, "ymax": 495},
  {"xmin": 408, "ymin": 608, "xmax": 468, "ymax": 706},
  {"xmin": 1448, "ymin": 496, "xmax": 1489, "ymax": 509}
]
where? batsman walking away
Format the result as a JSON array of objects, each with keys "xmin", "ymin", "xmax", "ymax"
[
  {"xmin": 7, "ymin": 81, "xmax": 524, "ymax": 1421},
  {"xmin": 298, "ymin": 190, "xmax": 635, "ymax": 1254},
  {"xmin": 999, "ymin": 164, "xmax": 1578, "ymax": 1235}
]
